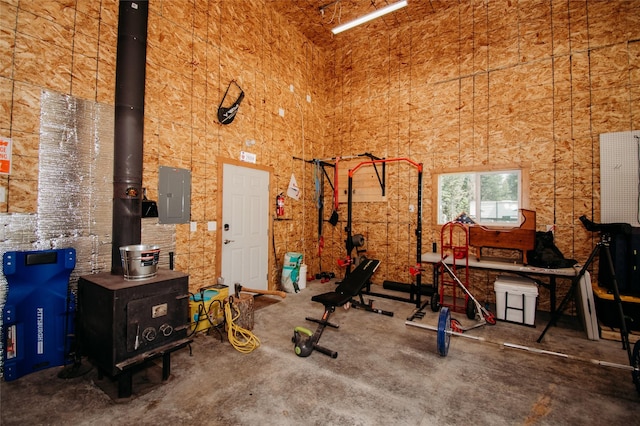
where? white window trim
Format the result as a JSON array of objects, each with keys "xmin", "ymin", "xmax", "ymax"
[{"xmin": 433, "ymin": 164, "xmax": 530, "ymax": 227}]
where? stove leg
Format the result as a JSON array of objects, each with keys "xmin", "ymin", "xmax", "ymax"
[
  {"xmin": 118, "ymin": 370, "xmax": 133, "ymax": 398},
  {"xmin": 162, "ymin": 353, "xmax": 171, "ymax": 381}
]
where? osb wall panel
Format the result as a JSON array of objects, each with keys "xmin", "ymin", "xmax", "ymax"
[
  {"xmin": 323, "ymin": 0, "xmax": 640, "ymax": 308},
  {"xmin": 1, "ymin": 0, "xmax": 330, "ymax": 292},
  {"xmin": 142, "ymin": 0, "xmax": 329, "ymax": 290}
]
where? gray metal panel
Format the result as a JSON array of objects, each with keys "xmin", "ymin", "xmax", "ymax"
[{"xmin": 158, "ymin": 166, "xmax": 191, "ymax": 224}]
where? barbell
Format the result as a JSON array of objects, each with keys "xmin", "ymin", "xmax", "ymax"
[{"xmin": 405, "ymin": 307, "xmax": 637, "ymax": 373}]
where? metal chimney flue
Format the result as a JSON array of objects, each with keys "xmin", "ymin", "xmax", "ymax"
[{"xmin": 111, "ymin": 0, "xmax": 149, "ymax": 274}]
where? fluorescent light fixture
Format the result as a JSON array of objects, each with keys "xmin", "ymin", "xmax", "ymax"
[{"xmin": 331, "ymin": 0, "xmax": 408, "ymax": 35}]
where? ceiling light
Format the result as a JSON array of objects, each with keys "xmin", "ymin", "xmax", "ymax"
[{"xmin": 331, "ymin": 0, "xmax": 408, "ymax": 35}]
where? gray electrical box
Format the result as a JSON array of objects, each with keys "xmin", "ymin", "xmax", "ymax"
[{"xmin": 158, "ymin": 166, "xmax": 191, "ymax": 224}]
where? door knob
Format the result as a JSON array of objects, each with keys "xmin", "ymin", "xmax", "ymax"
[{"xmin": 224, "ymin": 239, "xmax": 234, "ymax": 244}]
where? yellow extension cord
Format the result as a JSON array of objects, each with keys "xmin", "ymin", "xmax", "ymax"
[{"xmin": 224, "ymin": 299, "xmax": 261, "ymax": 353}]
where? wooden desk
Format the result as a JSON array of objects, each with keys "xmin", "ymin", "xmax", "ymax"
[{"xmin": 421, "ymin": 252, "xmax": 580, "ymax": 314}]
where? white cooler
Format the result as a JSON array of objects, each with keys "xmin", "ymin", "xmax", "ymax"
[{"xmin": 494, "ymin": 275, "xmax": 538, "ymax": 326}]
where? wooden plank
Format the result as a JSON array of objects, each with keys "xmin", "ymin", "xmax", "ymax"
[
  {"xmin": 337, "ymin": 158, "xmax": 386, "ymax": 203},
  {"xmin": 599, "ymin": 323, "xmax": 640, "ymax": 344}
]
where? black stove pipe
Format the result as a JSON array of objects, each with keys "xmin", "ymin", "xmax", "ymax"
[{"xmin": 111, "ymin": 0, "xmax": 148, "ymax": 274}]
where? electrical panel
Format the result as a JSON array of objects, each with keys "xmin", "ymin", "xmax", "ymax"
[{"xmin": 158, "ymin": 166, "xmax": 191, "ymax": 224}]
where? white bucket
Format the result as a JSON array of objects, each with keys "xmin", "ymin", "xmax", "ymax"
[
  {"xmin": 119, "ymin": 244, "xmax": 160, "ymax": 280},
  {"xmin": 298, "ymin": 264, "xmax": 307, "ymax": 290}
]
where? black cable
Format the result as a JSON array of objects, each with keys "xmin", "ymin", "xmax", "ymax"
[
  {"xmin": 187, "ymin": 289, "xmax": 228, "ymax": 342},
  {"xmin": 186, "ymin": 291, "xmax": 200, "ymax": 338}
]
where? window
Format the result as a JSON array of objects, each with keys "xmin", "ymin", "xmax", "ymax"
[{"xmin": 437, "ymin": 169, "xmax": 524, "ymax": 226}]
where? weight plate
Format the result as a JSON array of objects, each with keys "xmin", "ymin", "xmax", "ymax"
[{"xmin": 437, "ymin": 307, "xmax": 451, "ymax": 357}]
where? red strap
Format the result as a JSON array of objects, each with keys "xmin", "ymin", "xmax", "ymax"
[{"xmin": 334, "ymin": 157, "xmax": 339, "ymax": 211}]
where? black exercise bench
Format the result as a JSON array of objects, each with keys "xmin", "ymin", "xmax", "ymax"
[{"xmin": 292, "ymin": 258, "xmax": 393, "ymax": 358}]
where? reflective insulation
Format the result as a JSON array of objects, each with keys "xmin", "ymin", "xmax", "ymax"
[{"xmin": 37, "ymin": 90, "xmax": 115, "ymax": 279}]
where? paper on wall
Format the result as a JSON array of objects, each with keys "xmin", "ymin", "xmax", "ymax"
[{"xmin": 287, "ymin": 174, "xmax": 300, "ymax": 200}]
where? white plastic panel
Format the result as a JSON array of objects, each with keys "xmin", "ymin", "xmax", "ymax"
[{"xmin": 599, "ymin": 130, "xmax": 640, "ymax": 226}]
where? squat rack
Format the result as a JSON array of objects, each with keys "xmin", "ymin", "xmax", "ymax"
[{"xmin": 344, "ymin": 157, "xmax": 429, "ymax": 313}]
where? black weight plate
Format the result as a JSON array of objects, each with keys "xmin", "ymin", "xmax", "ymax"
[
  {"xmin": 430, "ymin": 291, "xmax": 440, "ymax": 312},
  {"xmin": 437, "ymin": 307, "xmax": 451, "ymax": 357}
]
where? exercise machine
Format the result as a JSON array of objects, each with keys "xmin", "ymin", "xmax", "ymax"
[{"xmin": 292, "ymin": 258, "xmax": 392, "ymax": 358}]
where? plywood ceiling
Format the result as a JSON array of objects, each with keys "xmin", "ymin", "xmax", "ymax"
[{"xmin": 270, "ymin": 0, "xmax": 440, "ymax": 46}]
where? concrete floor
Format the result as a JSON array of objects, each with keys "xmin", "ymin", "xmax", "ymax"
[{"xmin": 1, "ymin": 279, "xmax": 639, "ymax": 425}]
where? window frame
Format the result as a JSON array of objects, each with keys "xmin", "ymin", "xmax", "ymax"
[{"xmin": 433, "ymin": 164, "xmax": 530, "ymax": 227}]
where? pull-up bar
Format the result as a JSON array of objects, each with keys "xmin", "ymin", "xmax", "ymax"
[{"xmin": 348, "ymin": 157, "xmax": 423, "ymax": 177}]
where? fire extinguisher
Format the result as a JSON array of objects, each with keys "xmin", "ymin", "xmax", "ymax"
[{"xmin": 276, "ymin": 193, "xmax": 285, "ymax": 217}]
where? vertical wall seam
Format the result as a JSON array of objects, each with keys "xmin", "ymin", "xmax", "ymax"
[
  {"xmin": 472, "ymin": 0, "xmax": 476, "ymax": 167},
  {"xmin": 70, "ymin": 1, "xmax": 78, "ymax": 97},
  {"xmin": 550, "ymin": 0, "xmax": 557, "ymax": 228},
  {"xmin": 585, "ymin": 0, "xmax": 595, "ymax": 223},
  {"xmin": 564, "ymin": 0, "xmax": 577, "ymax": 252},
  {"xmin": 458, "ymin": 1, "xmax": 462, "ymax": 166},
  {"xmin": 95, "ymin": 0, "xmax": 104, "ymax": 103},
  {"xmin": 485, "ymin": 0, "xmax": 490, "ymax": 162}
]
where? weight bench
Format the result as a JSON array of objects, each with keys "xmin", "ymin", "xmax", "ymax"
[{"xmin": 292, "ymin": 258, "xmax": 393, "ymax": 358}]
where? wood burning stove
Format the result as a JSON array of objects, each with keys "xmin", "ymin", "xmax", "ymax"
[{"xmin": 77, "ymin": 269, "xmax": 191, "ymax": 398}]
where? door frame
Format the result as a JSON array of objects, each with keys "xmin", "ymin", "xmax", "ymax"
[{"xmin": 216, "ymin": 157, "xmax": 274, "ymax": 290}]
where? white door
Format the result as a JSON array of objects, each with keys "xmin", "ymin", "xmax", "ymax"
[{"xmin": 221, "ymin": 163, "xmax": 270, "ymax": 290}]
